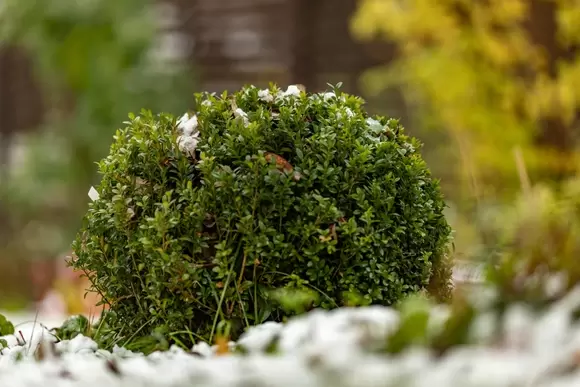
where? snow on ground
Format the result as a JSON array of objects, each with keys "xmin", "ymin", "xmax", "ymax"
[
  {"xmin": 2, "ymin": 292, "xmax": 580, "ymax": 387},
  {"xmin": 2, "ymin": 312, "xmax": 67, "ymax": 329}
]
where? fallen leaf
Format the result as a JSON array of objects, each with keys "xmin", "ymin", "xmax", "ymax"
[
  {"xmin": 265, "ymin": 152, "xmax": 293, "ymax": 172},
  {"xmin": 265, "ymin": 152, "xmax": 302, "ymax": 181}
]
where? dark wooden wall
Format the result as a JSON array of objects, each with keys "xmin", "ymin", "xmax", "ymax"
[
  {"xmin": 0, "ymin": 45, "xmax": 44, "ymax": 180},
  {"xmin": 168, "ymin": 0, "xmax": 388, "ymax": 93},
  {"xmin": 0, "ymin": 0, "xmax": 391, "ymax": 163}
]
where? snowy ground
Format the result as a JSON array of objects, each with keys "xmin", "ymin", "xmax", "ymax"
[
  {"xmin": 1, "ymin": 312, "xmax": 67, "ymax": 331},
  {"xmin": 2, "ymin": 289, "xmax": 580, "ymax": 387}
]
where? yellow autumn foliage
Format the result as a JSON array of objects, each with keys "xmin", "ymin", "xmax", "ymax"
[{"xmin": 352, "ymin": 0, "xmax": 580, "ymax": 201}]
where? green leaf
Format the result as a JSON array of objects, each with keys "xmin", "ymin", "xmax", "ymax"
[
  {"xmin": 0, "ymin": 314, "xmax": 15, "ymax": 336},
  {"xmin": 54, "ymin": 315, "xmax": 89, "ymax": 340}
]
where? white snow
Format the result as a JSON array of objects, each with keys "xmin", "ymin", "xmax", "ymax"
[
  {"xmin": 258, "ymin": 89, "xmax": 274, "ymax": 103},
  {"xmin": 88, "ymin": 186, "xmax": 100, "ymax": 202},
  {"xmin": 452, "ymin": 261, "xmax": 486, "ymax": 285},
  {"xmin": 323, "ymin": 92, "xmax": 336, "ymax": 101},
  {"xmin": 2, "ymin": 312, "xmax": 67, "ymax": 331},
  {"xmin": 176, "ymin": 134, "xmax": 199, "ymax": 156},
  {"xmin": 176, "ymin": 113, "xmax": 198, "ymax": 136},
  {"xmin": 233, "ymin": 108, "xmax": 250, "ymax": 126},
  {"xmin": 0, "ymin": 321, "xmax": 56, "ymax": 359},
  {"xmin": 176, "ymin": 113, "xmax": 200, "ymax": 156},
  {"xmin": 55, "ymin": 335, "xmax": 98, "ymax": 354},
  {"xmin": 3, "ymin": 288, "xmax": 580, "ymax": 386},
  {"xmin": 282, "ymin": 85, "xmax": 302, "ymax": 97}
]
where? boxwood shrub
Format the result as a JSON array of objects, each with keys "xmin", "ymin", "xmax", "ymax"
[{"xmin": 70, "ymin": 84, "xmax": 451, "ymax": 348}]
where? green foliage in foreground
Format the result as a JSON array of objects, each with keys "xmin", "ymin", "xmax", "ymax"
[
  {"xmin": 70, "ymin": 84, "xmax": 451, "ymax": 349},
  {"xmin": 0, "ymin": 314, "xmax": 15, "ymax": 348}
]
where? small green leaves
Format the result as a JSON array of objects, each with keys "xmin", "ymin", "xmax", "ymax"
[
  {"xmin": 271, "ymin": 288, "xmax": 320, "ymax": 315},
  {"xmin": 70, "ymin": 84, "xmax": 451, "ymax": 351},
  {"xmin": 54, "ymin": 315, "xmax": 90, "ymax": 341},
  {"xmin": 0, "ymin": 314, "xmax": 15, "ymax": 336},
  {"xmin": 384, "ymin": 295, "xmax": 431, "ymax": 353}
]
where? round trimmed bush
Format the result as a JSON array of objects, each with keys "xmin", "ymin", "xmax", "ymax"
[{"xmin": 71, "ymin": 84, "xmax": 451, "ymax": 347}]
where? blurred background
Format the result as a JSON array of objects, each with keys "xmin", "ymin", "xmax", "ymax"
[{"xmin": 1, "ymin": 0, "xmax": 579, "ymax": 319}]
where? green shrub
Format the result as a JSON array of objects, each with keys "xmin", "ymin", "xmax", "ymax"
[{"xmin": 70, "ymin": 84, "xmax": 451, "ymax": 348}]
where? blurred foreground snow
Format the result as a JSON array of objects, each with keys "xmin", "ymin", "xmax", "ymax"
[
  {"xmin": 2, "ymin": 289, "xmax": 580, "ymax": 387},
  {"xmin": 1, "ymin": 312, "xmax": 67, "ymax": 331}
]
